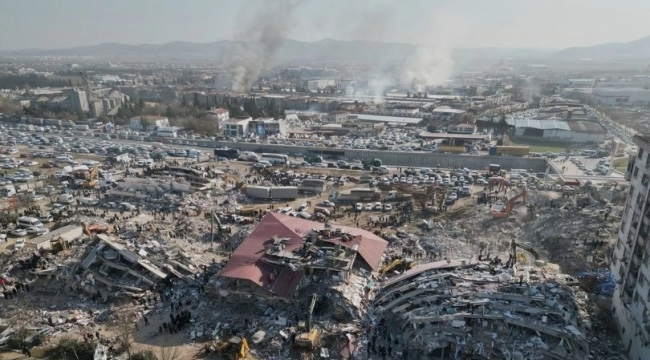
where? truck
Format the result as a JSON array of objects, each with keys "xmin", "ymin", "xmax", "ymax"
[
  {"xmin": 270, "ymin": 186, "xmax": 298, "ymax": 200},
  {"xmin": 74, "ymin": 124, "xmax": 90, "ymax": 131},
  {"xmin": 488, "ymin": 146, "xmax": 530, "ymax": 156},
  {"xmin": 298, "ymin": 179, "xmax": 326, "ymax": 194},
  {"xmin": 362, "ymin": 158, "xmax": 382, "ymax": 169},
  {"xmin": 213, "ymin": 148, "xmax": 240, "ymax": 159},
  {"xmin": 304, "ymin": 154, "xmax": 323, "ymax": 164},
  {"xmin": 244, "ymin": 186, "xmax": 271, "ymax": 199}
]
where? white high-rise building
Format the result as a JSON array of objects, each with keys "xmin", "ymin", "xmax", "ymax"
[
  {"xmin": 69, "ymin": 90, "xmax": 89, "ymax": 112},
  {"xmin": 611, "ymin": 134, "xmax": 650, "ymax": 360}
]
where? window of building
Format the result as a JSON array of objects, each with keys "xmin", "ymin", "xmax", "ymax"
[
  {"xmin": 634, "ymin": 291, "xmax": 640, "ymax": 303},
  {"xmin": 637, "ymin": 193, "xmax": 644, "ymax": 209},
  {"xmin": 639, "ymin": 149, "xmax": 645, "ymax": 160},
  {"xmin": 646, "ymin": 155, "xmax": 650, "ymax": 169},
  {"xmin": 634, "ymin": 166, "xmax": 640, "ymax": 178}
]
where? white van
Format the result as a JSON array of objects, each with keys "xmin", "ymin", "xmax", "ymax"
[
  {"xmin": 17, "ymin": 216, "xmax": 43, "ymax": 228},
  {"xmin": 57, "ymin": 194, "xmax": 74, "ymax": 204},
  {"xmin": 78, "ymin": 197, "xmax": 98, "ymax": 206}
]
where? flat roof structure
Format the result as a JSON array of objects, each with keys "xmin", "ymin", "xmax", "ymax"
[
  {"xmin": 417, "ymin": 131, "xmax": 486, "ymax": 140},
  {"xmin": 506, "ymin": 118, "xmax": 571, "ymax": 131},
  {"xmin": 355, "ymin": 114, "xmax": 423, "ymax": 125},
  {"xmin": 26, "ymin": 225, "xmax": 83, "ymax": 250}
]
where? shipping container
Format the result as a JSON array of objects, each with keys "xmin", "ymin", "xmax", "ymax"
[
  {"xmin": 74, "ymin": 124, "xmax": 90, "ymax": 131},
  {"xmin": 270, "ymin": 186, "xmax": 298, "ymax": 200},
  {"xmin": 245, "ymin": 186, "xmax": 271, "ymax": 199},
  {"xmin": 27, "ymin": 117, "xmax": 44, "ymax": 125},
  {"xmin": 298, "ymin": 179, "xmax": 326, "ymax": 193},
  {"xmin": 44, "ymin": 119, "xmax": 62, "ymax": 126}
]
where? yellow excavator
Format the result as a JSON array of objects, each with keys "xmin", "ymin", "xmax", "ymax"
[
  {"xmin": 380, "ymin": 258, "xmax": 417, "ymax": 276},
  {"xmin": 294, "ymin": 294, "xmax": 320, "ymax": 349},
  {"xmin": 84, "ymin": 164, "xmax": 100, "ymax": 188},
  {"xmin": 214, "ymin": 336, "xmax": 249, "ymax": 360}
]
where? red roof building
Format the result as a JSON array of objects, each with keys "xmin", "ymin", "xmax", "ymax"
[{"xmin": 220, "ymin": 212, "xmax": 388, "ymax": 298}]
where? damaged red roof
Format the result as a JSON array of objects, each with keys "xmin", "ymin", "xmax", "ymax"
[{"xmin": 220, "ymin": 212, "xmax": 388, "ymax": 298}]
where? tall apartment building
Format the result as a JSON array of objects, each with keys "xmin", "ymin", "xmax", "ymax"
[
  {"xmin": 69, "ymin": 89, "xmax": 89, "ymax": 112},
  {"xmin": 611, "ymin": 134, "xmax": 650, "ymax": 360}
]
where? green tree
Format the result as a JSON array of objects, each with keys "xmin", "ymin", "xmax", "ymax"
[
  {"xmin": 193, "ymin": 92, "xmax": 200, "ymax": 108},
  {"xmin": 181, "ymin": 94, "xmax": 187, "ymax": 107},
  {"xmin": 161, "ymin": 76, "xmax": 166, "ymax": 85},
  {"xmin": 165, "ymin": 105, "xmax": 175, "ymax": 119},
  {"xmin": 138, "ymin": 98, "xmax": 145, "ymax": 109}
]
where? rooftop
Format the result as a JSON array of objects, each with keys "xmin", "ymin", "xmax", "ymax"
[
  {"xmin": 506, "ymin": 118, "xmax": 571, "ymax": 131},
  {"xmin": 356, "ymin": 114, "xmax": 423, "ymax": 125},
  {"xmin": 220, "ymin": 212, "xmax": 388, "ymax": 298}
]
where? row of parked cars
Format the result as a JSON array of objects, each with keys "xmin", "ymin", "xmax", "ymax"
[{"xmin": 354, "ymin": 202, "xmax": 393, "ymax": 212}]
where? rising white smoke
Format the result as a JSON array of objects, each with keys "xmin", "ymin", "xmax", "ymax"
[
  {"xmin": 399, "ymin": 17, "xmax": 458, "ymax": 93},
  {"xmin": 226, "ymin": 0, "xmax": 304, "ymax": 93}
]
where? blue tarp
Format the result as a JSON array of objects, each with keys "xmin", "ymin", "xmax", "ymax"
[{"xmin": 577, "ymin": 268, "xmax": 615, "ymax": 296}]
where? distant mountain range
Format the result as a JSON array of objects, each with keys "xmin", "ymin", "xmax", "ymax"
[
  {"xmin": 0, "ymin": 38, "xmax": 552, "ymax": 62},
  {"xmin": 1, "ymin": 36, "xmax": 649, "ymax": 60},
  {"xmin": 555, "ymin": 35, "xmax": 650, "ymax": 59}
]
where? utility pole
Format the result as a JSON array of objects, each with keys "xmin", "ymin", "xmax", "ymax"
[{"xmin": 210, "ymin": 210, "xmax": 214, "ymax": 249}]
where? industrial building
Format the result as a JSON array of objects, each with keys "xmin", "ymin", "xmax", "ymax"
[
  {"xmin": 610, "ymin": 134, "xmax": 650, "ymax": 360},
  {"xmin": 506, "ymin": 118, "xmax": 606, "ymax": 143},
  {"xmin": 26, "ymin": 225, "xmax": 83, "ymax": 250}
]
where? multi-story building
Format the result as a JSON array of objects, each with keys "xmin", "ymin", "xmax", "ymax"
[
  {"xmin": 69, "ymin": 90, "xmax": 89, "ymax": 112},
  {"xmin": 129, "ymin": 116, "xmax": 169, "ymax": 131},
  {"xmin": 221, "ymin": 116, "xmax": 251, "ymax": 138},
  {"xmin": 611, "ymin": 134, "xmax": 650, "ymax": 360}
]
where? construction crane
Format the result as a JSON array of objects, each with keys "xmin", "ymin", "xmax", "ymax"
[
  {"xmin": 84, "ymin": 164, "xmax": 100, "ymax": 188},
  {"xmin": 294, "ymin": 294, "xmax": 320, "ymax": 349},
  {"xmin": 490, "ymin": 189, "xmax": 527, "ymax": 218}
]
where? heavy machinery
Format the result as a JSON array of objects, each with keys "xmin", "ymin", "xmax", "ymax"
[
  {"xmin": 84, "ymin": 224, "xmax": 114, "ymax": 238},
  {"xmin": 214, "ymin": 336, "xmax": 249, "ymax": 360},
  {"xmin": 85, "ymin": 164, "xmax": 100, "ymax": 188},
  {"xmin": 380, "ymin": 258, "xmax": 417, "ymax": 276},
  {"xmin": 294, "ymin": 294, "xmax": 320, "ymax": 349},
  {"xmin": 490, "ymin": 189, "xmax": 527, "ymax": 218},
  {"xmin": 221, "ymin": 173, "xmax": 245, "ymax": 190}
]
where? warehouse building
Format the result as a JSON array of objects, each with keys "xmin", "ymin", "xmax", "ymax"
[
  {"xmin": 507, "ymin": 118, "xmax": 606, "ymax": 143},
  {"xmin": 26, "ymin": 225, "xmax": 83, "ymax": 250}
]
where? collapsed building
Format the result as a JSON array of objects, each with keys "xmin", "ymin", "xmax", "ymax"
[
  {"xmin": 220, "ymin": 212, "xmax": 388, "ymax": 300},
  {"xmin": 371, "ymin": 260, "xmax": 591, "ymax": 360}
]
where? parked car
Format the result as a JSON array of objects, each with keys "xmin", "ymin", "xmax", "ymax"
[
  {"xmin": 10, "ymin": 228, "xmax": 27, "ymax": 237},
  {"xmin": 14, "ymin": 238, "xmax": 26, "ymax": 250}
]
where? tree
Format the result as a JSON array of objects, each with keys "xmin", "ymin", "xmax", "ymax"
[
  {"xmin": 110, "ymin": 308, "xmax": 137, "ymax": 359},
  {"xmin": 132, "ymin": 350, "xmax": 158, "ymax": 360},
  {"xmin": 161, "ymin": 76, "xmax": 166, "ymax": 85},
  {"xmin": 406, "ymin": 91, "xmax": 411, "ymax": 98},
  {"xmin": 181, "ymin": 94, "xmax": 187, "ymax": 107},
  {"xmin": 193, "ymin": 92, "xmax": 200, "ymax": 108},
  {"xmin": 158, "ymin": 342, "xmax": 182, "ymax": 360},
  {"xmin": 138, "ymin": 98, "xmax": 145, "ymax": 110},
  {"xmin": 165, "ymin": 105, "xmax": 175, "ymax": 119}
]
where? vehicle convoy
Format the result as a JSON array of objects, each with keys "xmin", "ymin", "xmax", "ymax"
[
  {"xmin": 488, "ymin": 146, "xmax": 530, "ymax": 156},
  {"xmin": 490, "ymin": 189, "xmax": 528, "ymax": 218}
]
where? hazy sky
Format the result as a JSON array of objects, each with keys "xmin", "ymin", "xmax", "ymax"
[{"xmin": 1, "ymin": 0, "xmax": 649, "ymax": 51}]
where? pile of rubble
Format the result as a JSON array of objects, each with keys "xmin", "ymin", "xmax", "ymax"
[{"xmin": 366, "ymin": 258, "xmax": 625, "ymax": 360}]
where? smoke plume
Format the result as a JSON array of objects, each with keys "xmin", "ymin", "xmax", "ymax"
[
  {"xmin": 226, "ymin": 0, "xmax": 303, "ymax": 93},
  {"xmin": 399, "ymin": 17, "xmax": 459, "ymax": 92}
]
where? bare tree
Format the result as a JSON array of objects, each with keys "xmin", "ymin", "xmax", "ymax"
[
  {"xmin": 110, "ymin": 308, "xmax": 137, "ymax": 359},
  {"xmin": 158, "ymin": 342, "xmax": 182, "ymax": 360}
]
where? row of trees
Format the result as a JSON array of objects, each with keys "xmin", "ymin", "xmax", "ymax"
[{"xmin": 0, "ymin": 74, "xmax": 74, "ymax": 89}]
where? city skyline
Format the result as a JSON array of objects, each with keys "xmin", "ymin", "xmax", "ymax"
[{"xmin": 1, "ymin": 0, "xmax": 649, "ymax": 51}]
